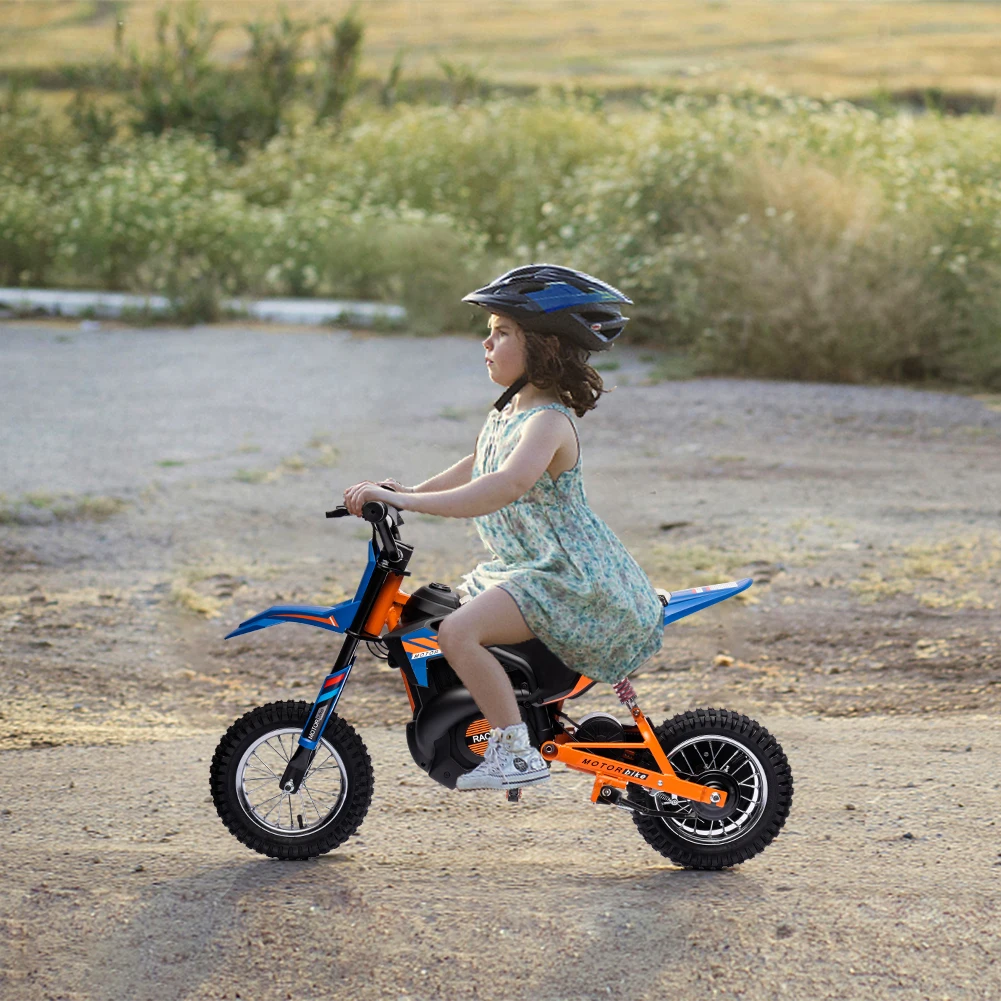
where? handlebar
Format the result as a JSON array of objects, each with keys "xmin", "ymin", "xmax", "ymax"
[{"xmin": 326, "ymin": 493, "xmax": 405, "ymax": 562}]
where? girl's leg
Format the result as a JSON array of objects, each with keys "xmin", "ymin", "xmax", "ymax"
[{"xmin": 435, "ymin": 586, "xmax": 534, "ymax": 729}]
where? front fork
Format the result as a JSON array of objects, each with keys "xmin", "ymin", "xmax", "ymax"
[
  {"xmin": 279, "ymin": 662, "xmax": 354, "ymax": 793},
  {"xmin": 278, "ymin": 549, "xmax": 409, "ymax": 793}
]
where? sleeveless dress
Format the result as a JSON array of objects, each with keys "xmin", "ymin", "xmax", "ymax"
[{"xmin": 458, "ymin": 401, "xmax": 664, "ymax": 684}]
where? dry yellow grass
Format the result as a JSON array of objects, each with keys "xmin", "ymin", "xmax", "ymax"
[
  {"xmin": 851, "ymin": 535, "xmax": 1001, "ymax": 610},
  {"xmin": 3, "ymin": 0, "xmax": 1001, "ymax": 98}
]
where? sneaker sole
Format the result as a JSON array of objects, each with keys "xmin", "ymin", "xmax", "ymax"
[
  {"xmin": 502, "ymin": 771, "xmax": 551, "ymax": 788},
  {"xmin": 456, "ymin": 770, "xmax": 551, "ymax": 791}
]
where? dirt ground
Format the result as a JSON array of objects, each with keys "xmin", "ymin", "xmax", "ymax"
[{"xmin": 2, "ymin": 320, "xmax": 1000, "ymax": 1000}]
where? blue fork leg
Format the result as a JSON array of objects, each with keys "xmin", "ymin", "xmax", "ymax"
[{"xmin": 278, "ymin": 662, "xmax": 355, "ymax": 793}]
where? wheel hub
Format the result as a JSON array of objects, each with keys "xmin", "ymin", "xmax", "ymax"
[{"xmin": 688, "ymin": 769, "xmax": 741, "ymax": 821}]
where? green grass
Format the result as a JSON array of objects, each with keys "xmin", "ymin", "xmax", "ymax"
[
  {"xmin": 4, "ymin": 84, "xmax": 1001, "ymax": 386},
  {"xmin": 0, "ymin": 492, "xmax": 128, "ymax": 524}
]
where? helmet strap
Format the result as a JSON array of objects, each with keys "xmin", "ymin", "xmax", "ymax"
[{"xmin": 493, "ymin": 374, "xmax": 529, "ymax": 412}]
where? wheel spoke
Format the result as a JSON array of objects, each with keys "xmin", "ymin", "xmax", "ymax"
[
  {"xmin": 300, "ymin": 782, "xmax": 324, "ymax": 822},
  {"xmin": 260, "ymin": 794, "xmax": 288, "ymax": 824},
  {"xmin": 250, "ymin": 750, "xmax": 281, "ymax": 779},
  {"xmin": 672, "ymin": 745, "xmax": 696, "ymax": 776}
]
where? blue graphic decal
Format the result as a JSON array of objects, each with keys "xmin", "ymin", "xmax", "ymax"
[
  {"xmin": 401, "ymin": 626, "xmax": 442, "ymax": 687},
  {"xmin": 352, "ymin": 541, "xmax": 377, "ymax": 602},
  {"xmin": 526, "ymin": 282, "xmax": 621, "ymax": 313},
  {"xmin": 298, "ymin": 664, "xmax": 354, "ymax": 749}
]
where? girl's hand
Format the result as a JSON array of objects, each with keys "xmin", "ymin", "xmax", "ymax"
[
  {"xmin": 342, "ymin": 481, "xmax": 401, "ymax": 517},
  {"xmin": 377, "ymin": 477, "xmax": 411, "ymax": 493}
]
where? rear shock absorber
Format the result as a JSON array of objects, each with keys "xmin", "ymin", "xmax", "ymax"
[{"xmin": 612, "ymin": 677, "xmax": 638, "ymax": 708}]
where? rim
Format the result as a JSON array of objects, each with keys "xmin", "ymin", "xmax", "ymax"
[
  {"xmin": 649, "ymin": 734, "xmax": 768, "ymax": 846},
  {"xmin": 236, "ymin": 728, "xmax": 347, "ymax": 838}
]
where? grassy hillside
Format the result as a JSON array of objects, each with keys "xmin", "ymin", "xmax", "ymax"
[{"xmin": 2, "ymin": 0, "xmax": 1001, "ymax": 100}]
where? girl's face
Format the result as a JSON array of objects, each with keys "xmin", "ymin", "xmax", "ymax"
[{"xmin": 482, "ymin": 314, "xmax": 527, "ymax": 388}]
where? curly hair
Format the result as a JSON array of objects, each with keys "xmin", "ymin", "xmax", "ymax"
[{"xmin": 521, "ymin": 328, "xmax": 607, "ymax": 417}]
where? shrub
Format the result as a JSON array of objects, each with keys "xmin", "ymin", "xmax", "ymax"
[
  {"xmin": 0, "ymin": 183, "xmax": 56, "ymax": 285},
  {"xmin": 3, "ymin": 88, "xmax": 1001, "ymax": 384}
]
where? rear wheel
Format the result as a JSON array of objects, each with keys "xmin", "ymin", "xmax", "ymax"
[
  {"xmin": 629, "ymin": 708, "xmax": 792, "ymax": 869},
  {"xmin": 210, "ymin": 700, "xmax": 373, "ymax": 859}
]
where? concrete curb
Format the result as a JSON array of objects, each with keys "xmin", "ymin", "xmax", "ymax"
[{"xmin": 0, "ymin": 288, "xmax": 407, "ymax": 327}]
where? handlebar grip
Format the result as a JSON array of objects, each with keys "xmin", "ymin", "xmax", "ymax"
[
  {"xmin": 361, "ymin": 501, "xmax": 388, "ymax": 523},
  {"xmin": 326, "ymin": 507, "xmax": 351, "ymax": 518}
]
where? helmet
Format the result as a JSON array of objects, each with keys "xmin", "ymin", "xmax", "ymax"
[{"xmin": 462, "ymin": 263, "xmax": 631, "ymax": 352}]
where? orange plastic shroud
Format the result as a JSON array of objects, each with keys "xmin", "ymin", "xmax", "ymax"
[
  {"xmin": 541, "ymin": 704, "xmax": 728, "ymax": 808},
  {"xmin": 368, "ymin": 576, "xmax": 725, "ymax": 809}
]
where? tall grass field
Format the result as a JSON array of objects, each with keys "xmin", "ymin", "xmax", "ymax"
[
  {"xmin": 4, "ymin": 1, "xmax": 1001, "ymax": 100},
  {"xmin": 1, "ymin": 2, "xmax": 1000, "ymax": 387}
]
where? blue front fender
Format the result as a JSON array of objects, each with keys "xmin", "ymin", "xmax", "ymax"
[
  {"xmin": 226, "ymin": 540, "xmax": 379, "ymax": 641},
  {"xmin": 225, "ymin": 599, "xmax": 361, "ymax": 639}
]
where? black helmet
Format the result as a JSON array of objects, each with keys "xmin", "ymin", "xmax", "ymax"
[{"xmin": 462, "ymin": 263, "xmax": 631, "ymax": 352}]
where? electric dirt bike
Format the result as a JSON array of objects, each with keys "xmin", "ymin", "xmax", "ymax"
[{"xmin": 210, "ymin": 500, "xmax": 793, "ymax": 868}]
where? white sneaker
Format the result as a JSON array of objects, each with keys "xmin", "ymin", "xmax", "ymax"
[{"xmin": 455, "ymin": 723, "xmax": 551, "ymax": 790}]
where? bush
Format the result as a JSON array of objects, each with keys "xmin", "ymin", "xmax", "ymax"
[
  {"xmin": 3, "ymin": 88, "xmax": 1001, "ymax": 384},
  {"xmin": 0, "ymin": 183, "xmax": 55, "ymax": 285}
]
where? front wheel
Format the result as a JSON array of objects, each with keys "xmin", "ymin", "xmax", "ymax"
[
  {"xmin": 210, "ymin": 700, "xmax": 373, "ymax": 859},
  {"xmin": 629, "ymin": 708, "xmax": 792, "ymax": 869}
]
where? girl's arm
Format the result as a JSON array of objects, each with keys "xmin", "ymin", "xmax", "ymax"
[
  {"xmin": 411, "ymin": 453, "xmax": 475, "ymax": 493},
  {"xmin": 345, "ymin": 412, "xmax": 566, "ymax": 518}
]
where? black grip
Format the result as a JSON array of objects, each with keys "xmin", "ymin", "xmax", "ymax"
[
  {"xmin": 361, "ymin": 501, "xmax": 388, "ymax": 523},
  {"xmin": 326, "ymin": 506, "xmax": 351, "ymax": 518}
]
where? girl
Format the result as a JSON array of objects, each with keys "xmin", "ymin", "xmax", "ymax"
[{"xmin": 343, "ymin": 264, "xmax": 664, "ymax": 791}]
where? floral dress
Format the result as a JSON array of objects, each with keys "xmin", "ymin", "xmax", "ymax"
[{"xmin": 459, "ymin": 402, "xmax": 663, "ymax": 684}]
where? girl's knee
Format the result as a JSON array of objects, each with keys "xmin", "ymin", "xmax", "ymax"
[{"xmin": 437, "ymin": 614, "xmax": 471, "ymax": 655}]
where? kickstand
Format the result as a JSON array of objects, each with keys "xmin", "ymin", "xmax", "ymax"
[{"xmin": 506, "ymin": 788, "xmax": 522, "ymax": 803}]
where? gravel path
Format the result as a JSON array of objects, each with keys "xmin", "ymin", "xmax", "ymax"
[
  {"xmin": 1, "ymin": 717, "xmax": 998, "ymax": 1001},
  {"xmin": 2, "ymin": 319, "xmax": 1000, "ymax": 999}
]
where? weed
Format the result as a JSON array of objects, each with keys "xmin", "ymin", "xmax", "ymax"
[
  {"xmin": 850, "ymin": 535, "xmax": 1001, "ymax": 609},
  {"xmin": 170, "ymin": 583, "xmax": 223, "ymax": 618},
  {"xmin": 3, "ymin": 81, "xmax": 1001, "ymax": 386},
  {"xmin": 169, "ymin": 560, "xmax": 252, "ymax": 618},
  {"xmin": 0, "ymin": 493, "xmax": 127, "ymax": 524},
  {"xmin": 234, "ymin": 468, "xmax": 274, "ymax": 484}
]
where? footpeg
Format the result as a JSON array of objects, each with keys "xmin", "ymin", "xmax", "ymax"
[{"xmin": 506, "ymin": 788, "xmax": 522, "ymax": 803}]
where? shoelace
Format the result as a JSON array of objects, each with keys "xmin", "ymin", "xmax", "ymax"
[{"xmin": 477, "ymin": 728, "xmax": 504, "ymax": 773}]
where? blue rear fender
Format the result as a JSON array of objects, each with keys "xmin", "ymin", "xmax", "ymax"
[
  {"xmin": 662, "ymin": 578, "xmax": 752, "ymax": 626},
  {"xmin": 225, "ymin": 541, "xmax": 377, "ymax": 640}
]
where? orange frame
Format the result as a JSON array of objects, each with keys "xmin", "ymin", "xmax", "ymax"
[
  {"xmin": 363, "ymin": 575, "xmax": 726, "ymax": 809},
  {"xmin": 540, "ymin": 703, "xmax": 728, "ymax": 808}
]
